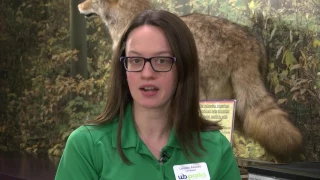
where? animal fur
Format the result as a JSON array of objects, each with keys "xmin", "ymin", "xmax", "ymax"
[{"xmin": 78, "ymin": 0, "xmax": 303, "ymax": 161}]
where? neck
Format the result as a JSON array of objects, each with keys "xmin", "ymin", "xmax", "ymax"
[
  {"xmin": 133, "ymin": 103, "xmax": 171, "ymax": 141},
  {"xmin": 104, "ymin": 16, "xmax": 130, "ymax": 50},
  {"xmin": 132, "ymin": 102, "xmax": 172, "ymax": 159}
]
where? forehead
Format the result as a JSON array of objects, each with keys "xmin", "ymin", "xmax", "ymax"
[{"xmin": 125, "ymin": 25, "xmax": 172, "ymax": 55}]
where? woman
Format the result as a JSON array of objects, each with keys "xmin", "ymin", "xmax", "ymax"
[{"xmin": 55, "ymin": 10, "xmax": 241, "ymax": 180}]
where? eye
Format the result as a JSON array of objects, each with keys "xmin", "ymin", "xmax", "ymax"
[
  {"xmin": 158, "ymin": 58, "xmax": 165, "ymax": 64},
  {"xmin": 129, "ymin": 57, "xmax": 143, "ymax": 64},
  {"xmin": 155, "ymin": 57, "xmax": 170, "ymax": 64}
]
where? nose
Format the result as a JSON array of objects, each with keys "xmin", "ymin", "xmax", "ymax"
[{"xmin": 141, "ymin": 62, "xmax": 156, "ymax": 78}]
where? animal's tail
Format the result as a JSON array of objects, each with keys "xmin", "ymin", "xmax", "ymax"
[{"xmin": 231, "ymin": 41, "xmax": 303, "ymax": 162}]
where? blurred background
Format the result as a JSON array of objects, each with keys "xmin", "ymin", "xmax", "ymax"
[{"xmin": 0, "ymin": 0, "xmax": 319, "ymax": 166}]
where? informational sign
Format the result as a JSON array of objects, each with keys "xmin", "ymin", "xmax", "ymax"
[{"xmin": 200, "ymin": 100, "xmax": 236, "ymax": 143}]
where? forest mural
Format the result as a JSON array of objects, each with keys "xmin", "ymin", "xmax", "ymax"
[{"xmin": 0, "ymin": 0, "xmax": 319, "ymax": 163}]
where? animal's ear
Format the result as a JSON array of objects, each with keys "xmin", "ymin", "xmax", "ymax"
[{"xmin": 78, "ymin": 0, "xmax": 93, "ymax": 12}]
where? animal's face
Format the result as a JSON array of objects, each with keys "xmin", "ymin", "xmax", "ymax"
[
  {"xmin": 77, "ymin": 0, "xmax": 151, "ymax": 49},
  {"xmin": 78, "ymin": 0, "xmax": 118, "ymax": 20}
]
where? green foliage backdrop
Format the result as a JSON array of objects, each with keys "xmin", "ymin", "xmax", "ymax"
[
  {"xmin": 0, "ymin": 0, "xmax": 319, "ymax": 161},
  {"xmin": 1, "ymin": 0, "xmax": 111, "ymax": 155}
]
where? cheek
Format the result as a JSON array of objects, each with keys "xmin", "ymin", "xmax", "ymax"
[{"xmin": 126, "ymin": 72, "xmax": 133, "ymax": 81}]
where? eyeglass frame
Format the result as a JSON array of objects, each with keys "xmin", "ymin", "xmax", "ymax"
[{"xmin": 120, "ymin": 56, "xmax": 177, "ymax": 72}]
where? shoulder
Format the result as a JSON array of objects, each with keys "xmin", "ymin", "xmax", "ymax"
[
  {"xmin": 56, "ymin": 124, "xmax": 116, "ymax": 180},
  {"xmin": 200, "ymin": 130, "xmax": 231, "ymax": 148},
  {"xmin": 67, "ymin": 122, "xmax": 115, "ymax": 146},
  {"xmin": 199, "ymin": 131, "xmax": 241, "ymax": 179}
]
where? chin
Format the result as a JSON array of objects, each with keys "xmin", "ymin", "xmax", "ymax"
[{"xmin": 135, "ymin": 101, "xmax": 169, "ymax": 110}]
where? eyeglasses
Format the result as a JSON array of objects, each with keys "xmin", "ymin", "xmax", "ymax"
[{"xmin": 120, "ymin": 56, "xmax": 176, "ymax": 72}]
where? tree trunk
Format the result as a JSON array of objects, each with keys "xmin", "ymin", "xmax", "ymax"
[{"xmin": 70, "ymin": 0, "xmax": 87, "ymax": 79}]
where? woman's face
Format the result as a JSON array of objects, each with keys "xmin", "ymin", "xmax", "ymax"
[{"xmin": 125, "ymin": 25, "xmax": 178, "ymax": 110}]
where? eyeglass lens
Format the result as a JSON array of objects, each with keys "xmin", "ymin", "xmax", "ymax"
[{"xmin": 124, "ymin": 57, "xmax": 174, "ymax": 72}]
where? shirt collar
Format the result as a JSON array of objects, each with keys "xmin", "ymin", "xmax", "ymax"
[{"xmin": 111, "ymin": 103, "xmax": 182, "ymax": 149}]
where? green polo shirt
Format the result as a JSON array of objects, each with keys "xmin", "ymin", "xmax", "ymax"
[{"xmin": 55, "ymin": 104, "xmax": 241, "ymax": 180}]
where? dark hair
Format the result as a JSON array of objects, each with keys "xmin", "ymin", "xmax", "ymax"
[{"xmin": 90, "ymin": 10, "xmax": 221, "ymax": 164}]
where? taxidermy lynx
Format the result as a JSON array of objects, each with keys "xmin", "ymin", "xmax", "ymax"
[{"xmin": 78, "ymin": 0, "xmax": 302, "ymax": 161}]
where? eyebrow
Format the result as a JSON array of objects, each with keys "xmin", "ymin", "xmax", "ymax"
[{"xmin": 127, "ymin": 50, "xmax": 173, "ymax": 56}]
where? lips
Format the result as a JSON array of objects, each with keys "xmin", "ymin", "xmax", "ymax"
[
  {"xmin": 139, "ymin": 86, "xmax": 159, "ymax": 91},
  {"xmin": 139, "ymin": 85, "xmax": 159, "ymax": 96}
]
